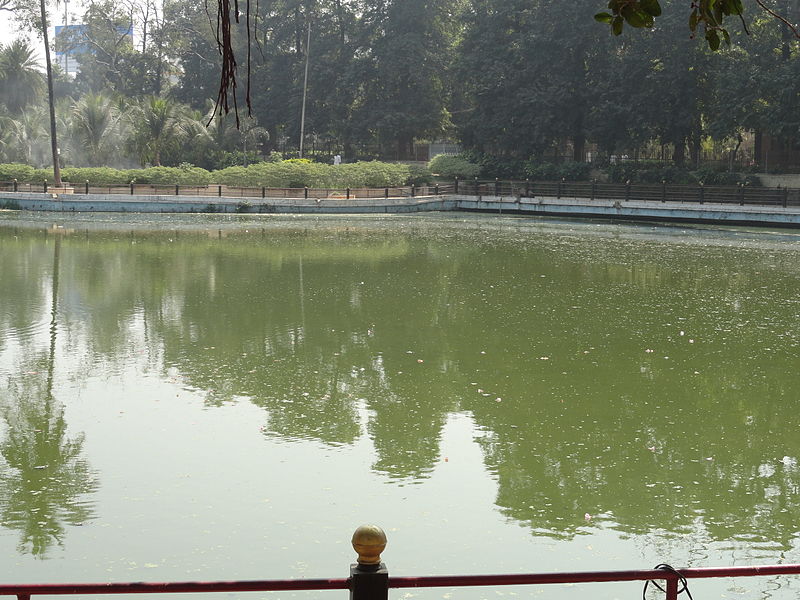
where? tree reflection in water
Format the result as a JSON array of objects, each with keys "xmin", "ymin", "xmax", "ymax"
[{"xmin": 0, "ymin": 236, "xmax": 97, "ymax": 557}]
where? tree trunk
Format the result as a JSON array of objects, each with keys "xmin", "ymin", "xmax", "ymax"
[
  {"xmin": 40, "ymin": 0, "xmax": 62, "ymax": 186},
  {"xmin": 754, "ymin": 130, "xmax": 763, "ymax": 167},
  {"xmin": 672, "ymin": 139, "xmax": 686, "ymax": 166},
  {"xmin": 572, "ymin": 133, "xmax": 585, "ymax": 162}
]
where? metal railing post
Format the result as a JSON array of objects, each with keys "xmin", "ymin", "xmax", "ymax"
[
  {"xmin": 411, "ymin": 184, "xmax": 416, "ymax": 197},
  {"xmin": 384, "ymin": 187, "xmax": 389, "ymax": 199},
  {"xmin": 175, "ymin": 184, "xmax": 179, "ymax": 196},
  {"xmin": 350, "ymin": 525, "xmax": 388, "ymax": 600},
  {"xmin": 665, "ymin": 575, "xmax": 679, "ymax": 600},
  {"xmin": 347, "ymin": 187, "xmax": 351, "ymax": 200},
  {"xmin": 304, "ymin": 187, "xmax": 309, "ymax": 200},
  {"xmin": 783, "ymin": 187, "xmax": 789, "ymax": 208},
  {"xmin": 219, "ymin": 185, "xmax": 223, "ymax": 197},
  {"xmin": 495, "ymin": 178, "xmax": 500, "ymax": 196},
  {"xmin": 454, "ymin": 177, "xmax": 459, "ymax": 194},
  {"xmin": 625, "ymin": 180, "xmax": 631, "ymax": 202},
  {"xmin": 662, "ymin": 180, "xmax": 666, "ymax": 203},
  {"xmin": 591, "ymin": 179, "xmax": 596, "ymax": 201},
  {"xmin": 739, "ymin": 183, "xmax": 745, "ymax": 206},
  {"xmin": 13, "ymin": 178, "xmax": 18, "ymax": 192},
  {"xmin": 474, "ymin": 177, "xmax": 479, "ymax": 196},
  {"xmin": 130, "ymin": 181, "xmax": 135, "ymax": 195},
  {"xmin": 699, "ymin": 182, "xmax": 704, "ymax": 204},
  {"xmin": 557, "ymin": 178, "xmax": 562, "ymax": 199},
  {"xmin": 525, "ymin": 178, "xmax": 530, "ymax": 197},
  {"xmin": 43, "ymin": 180, "xmax": 48, "ymax": 193},
  {"xmin": 85, "ymin": 180, "xmax": 89, "ymax": 194}
]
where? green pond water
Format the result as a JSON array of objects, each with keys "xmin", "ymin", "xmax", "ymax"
[{"xmin": 1, "ymin": 212, "xmax": 800, "ymax": 600}]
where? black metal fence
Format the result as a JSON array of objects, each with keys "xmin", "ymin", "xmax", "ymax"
[
  {"xmin": 456, "ymin": 179, "xmax": 800, "ymax": 208},
  {"xmin": 1, "ymin": 179, "xmax": 799, "ymax": 208}
]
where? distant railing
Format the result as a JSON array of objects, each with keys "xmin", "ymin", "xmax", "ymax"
[
  {"xmin": 0, "ymin": 180, "xmax": 455, "ymax": 200},
  {"xmin": 1, "ymin": 178, "xmax": 799, "ymax": 208},
  {"xmin": 3, "ymin": 526, "xmax": 800, "ymax": 600},
  {"xmin": 457, "ymin": 178, "xmax": 800, "ymax": 208}
]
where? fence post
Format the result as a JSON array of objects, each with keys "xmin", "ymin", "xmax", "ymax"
[
  {"xmin": 130, "ymin": 181, "xmax": 135, "ymax": 195},
  {"xmin": 219, "ymin": 185, "xmax": 223, "ymax": 197},
  {"xmin": 699, "ymin": 182, "xmax": 704, "ymax": 204},
  {"xmin": 43, "ymin": 180, "xmax": 48, "ymax": 193},
  {"xmin": 591, "ymin": 179, "xmax": 596, "ymax": 201},
  {"xmin": 13, "ymin": 178, "xmax": 18, "ymax": 192},
  {"xmin": 783, "ymin": 186, "xmax": 789, "ymax": 208},
  {"xmin": 665, "ymin": 575, "xmax": 679, "ymax": 600},
  {"xmin": 350, "ymin": 525, "xmax": 388, "ymax": 600},
  {"xmin": 347, "ymin": 187, "xmax": 351, "ymax": 200},
  {"xmin": 411, "ymin": 184, "xmax": 416, "ymax": 197},
  {"xmin": 384, "ymin": 187, "xmax": 389, "ymax": 199},
  {"xmin": 662, "ymin": 180, "xmax": 666, "ymax": 203},
  {"xmin": 495, "ymin": 178, "xmax": 500, "ymax": 197},
  {"xmin": 435, "ymin": 184, "xmax": 439, "ymax": 196},
  {"xmin": 175, "ymin": 184, "xmax": 179, "ymax": 196},
  {"xmin": 525, "ymin": 179, "xmax": 530, "ymax": 198},
  {"xmin": 557, "ymin": 178, "xmax": 563, "ymax": 199},
  {"xmin": 454, "ymin": 177, "xmax": 459, "ymax": 194},
  {"xmin": 738, "ymin": 183, "xmax": 745, "ymax": 206},
  {"xmin": 625, "ymin": 180, "xmax": 631, "ymax": 202},
  {"xmin": 304, "ymin": 187, "xmax": 309, "ymax": 200}
]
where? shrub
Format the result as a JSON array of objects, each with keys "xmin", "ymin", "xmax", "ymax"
[
  {"xmin": 407, "ymin": 164, "xmax": 433, "ymax": 185},
  {"xmin": 0, "ymin": 164, "xmax": 36, "ymax": 183},
  {"xmin": 134, "ymin": 166, "xmax": 212, "ymax": 185},
  {"xmin": 428, "ymin": 154, "xmax": 481, "ymax": 179},
  {"xmin": 61, "ymin": 167, "xmax": 132, "ymax": 185},
  {"xmin": 213, "ymin": 160, "xmax": 412, "ymax": 189}
]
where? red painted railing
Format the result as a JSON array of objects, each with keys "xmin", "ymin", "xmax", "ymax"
[
  {"xmin": 4, "ymin": 526, "xmax": 800, "ymax": 600},
  {"xmin": 5, "ymin": 564, "xmax": 800, "ymax": 600}
]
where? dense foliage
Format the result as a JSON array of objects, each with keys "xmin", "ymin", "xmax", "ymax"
[
  {"xmin": 0, "ymin": 160, "xmax": 424, "ymax": 187},
  {"xmin": 0, "ymin": 0, "xmax": 798, "ymax": 171}
]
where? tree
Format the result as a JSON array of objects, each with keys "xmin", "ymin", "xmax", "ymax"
[
  {"xmin": 69, "ymin": 93, "xmax": 123, "ymax": 166},
  {"xmin": 127, "ymin": 96, "xmax": 193, "ymax": 166},
  {"xmin": 0, "ymin": 40, "xmax": 45, "ymax": 114},
  {"xmin": 596, "ymin": 0, "xmax": 800, "ymax": 50},
  {"xmin": 352, "ymin": 0, "xmax": 459, "ymax": 159}
]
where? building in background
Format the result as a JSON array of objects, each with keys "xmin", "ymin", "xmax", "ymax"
[{"xmin": 54, "ymin": 23, "xmax": 133, "ymax": 77}]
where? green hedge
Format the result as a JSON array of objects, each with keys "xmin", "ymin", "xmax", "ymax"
[
  {"xmin": 214, "ymin": 160, "xmax": 416, "ymax": 188},
  {"xmin": 0, "ymin": 164, "xmax": 36, "ymax": 182},
  {"xmin": 0, "ymin": 161, "xmax": 416, "ymax": 187},
  {"xmin": 428, "ymin": 154, "xmax": 481, "ymax": 179}
]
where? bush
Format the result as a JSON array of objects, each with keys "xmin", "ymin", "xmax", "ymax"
[
  {"xmin": 407, "ymin": 164, "xmax": 433, "ymax": 185},
  {"xmin": 0, "ymin": 164, "xmax": 35, "ymax": 183},
  {"xmin": 213, "ymin": 160, "xmax": 413, "ymax": 188},
  {"xmin": 428, "ymin": 154, "xmax": 481, "ymax": 179},
  {"xmin": 523, "ymin": 161, "xmax": 591, "ymax": 181},
  {"xmin": 61, "ymin": 167, "xmax": 132, "ymax": 185},
  {"xmin": 133, "ymin": 165, "xmax": 212, "ymax": 185}
]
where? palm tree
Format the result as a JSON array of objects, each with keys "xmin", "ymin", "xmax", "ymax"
[
  {"xmin": 0, "ymin": 40, "xmax": 45, "ymax": 114},
  {"xmin": 128, "ymin": 97, "xmax": 192, "ymax": 166},
  {"xmin": 70, "ymin": 93, "xmax": 122, "ymax": 166},
  {"xmin": 5, "ymin": 107, "xmax": 49, "ymax": 165}
]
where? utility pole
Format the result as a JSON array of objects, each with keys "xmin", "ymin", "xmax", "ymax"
[{"xmin": 299, "ymin": 20, "xmax": 311, "ymax": 159}]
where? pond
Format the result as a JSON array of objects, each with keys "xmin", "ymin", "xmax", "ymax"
[{"xmin": 1, "ymin": 212, "xmax": 800, "ymax": 600}]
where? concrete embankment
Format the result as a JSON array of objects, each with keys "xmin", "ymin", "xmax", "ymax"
[
  {"xmin": 3, "ymin": 191, "xmax": 800, "ymax": 227},
  {"xmin": 1, "ymin": 192, "xmax": 455, "ymax": 214},
  {"xmin": 453, "ymin": 195, "xmax": 800, "ymax": 227}
]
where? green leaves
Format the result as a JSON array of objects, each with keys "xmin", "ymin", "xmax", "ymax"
[{"xmin": 598, "ymin": 0, "xmax": 745, "ymax": 50}]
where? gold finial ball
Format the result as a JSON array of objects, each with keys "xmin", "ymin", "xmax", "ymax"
[{"xmin": 352, "ymin": 524, "xmax": 387, "ymax": 565}]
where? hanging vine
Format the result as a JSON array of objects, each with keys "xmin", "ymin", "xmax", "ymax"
[{"xmin": 206, "ymin": 0, "xmax": 257, "ymax": 127}]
